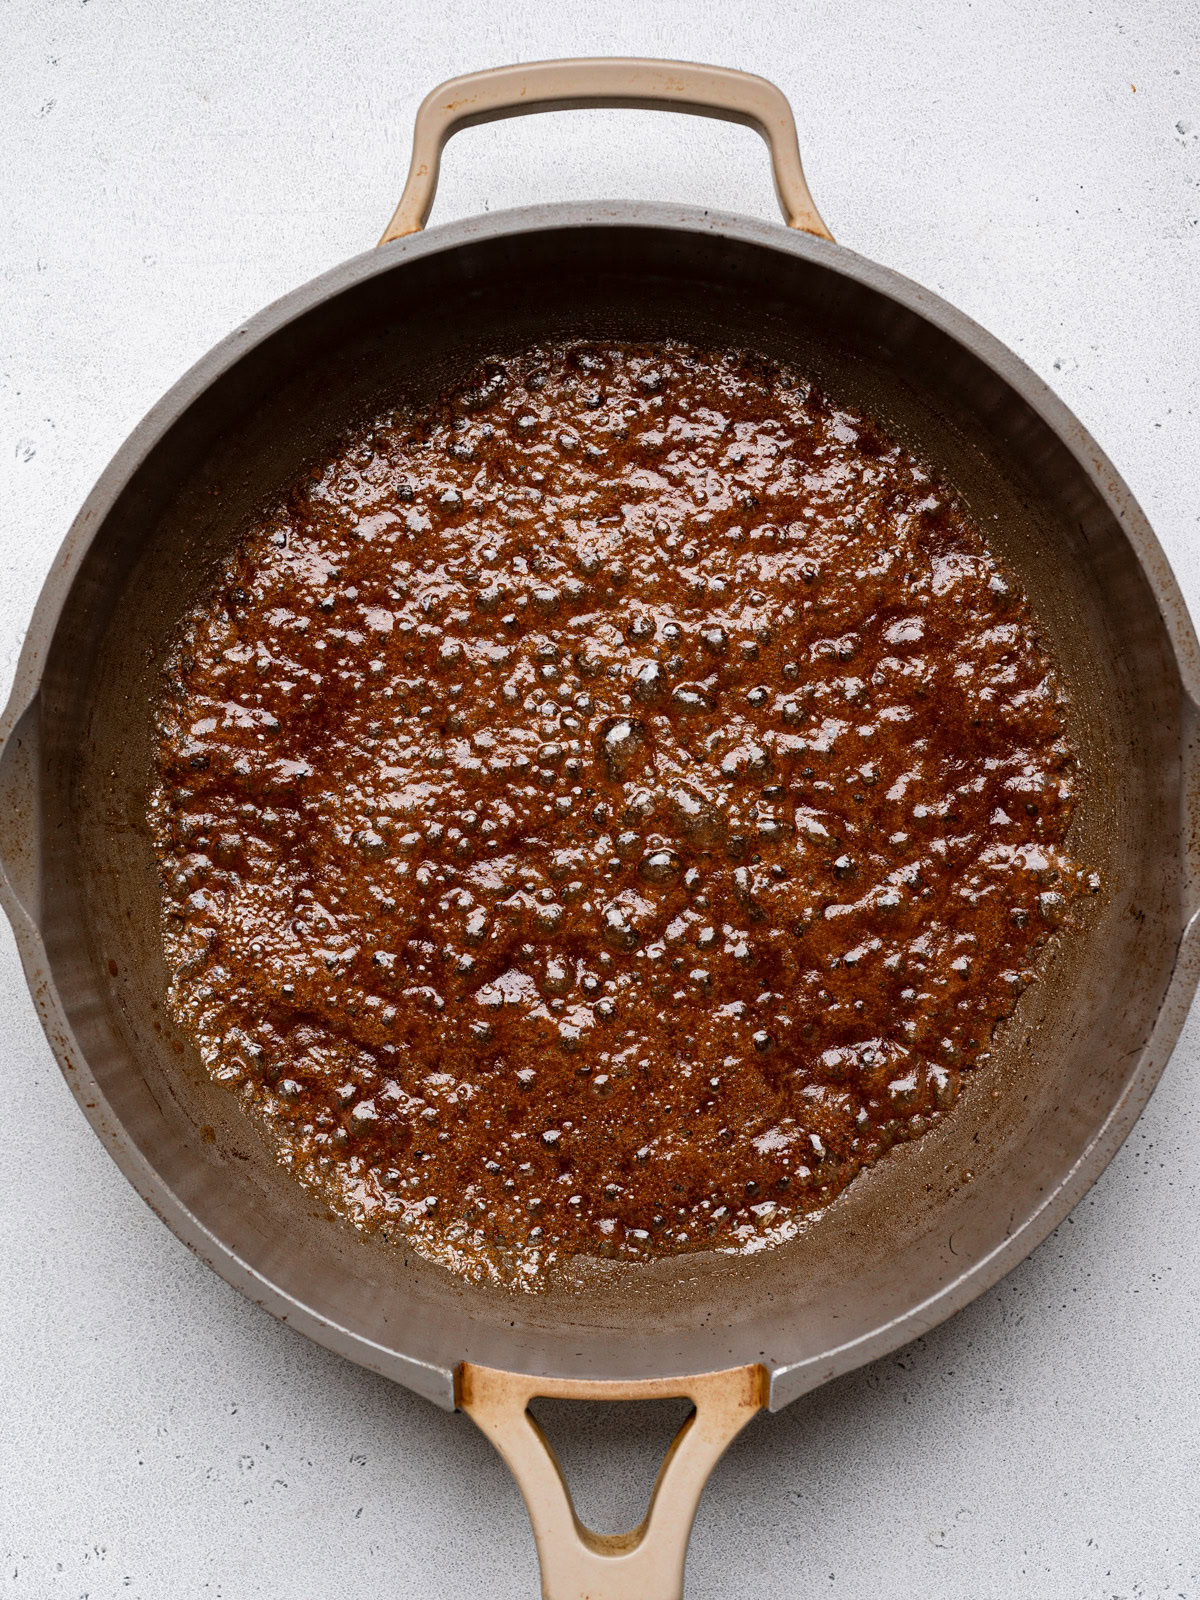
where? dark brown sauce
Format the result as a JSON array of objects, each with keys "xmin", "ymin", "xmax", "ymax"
[{"xmin": 150, "ymin": 340, "xmax": 1092, "ymax": 1288}]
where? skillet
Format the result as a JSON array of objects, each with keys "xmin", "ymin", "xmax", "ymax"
[{"xmin": 2, "ymin": 58, "xmax": 1198, "ymax": 1599}]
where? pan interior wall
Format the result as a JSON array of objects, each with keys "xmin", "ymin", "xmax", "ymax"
[{"xmin": 39, "ymin": 222, "xmax": 1188, "ymax": 1385}]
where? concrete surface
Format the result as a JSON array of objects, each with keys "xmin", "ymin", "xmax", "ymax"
[{"xmin": 2, "ymin": 1, "xmax": 1199, "ymax": 1596}]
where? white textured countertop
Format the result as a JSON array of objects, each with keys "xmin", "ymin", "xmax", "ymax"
[{"xmin": 2, "ymin": 2, "xmax": 1199, "ymax": 1596}]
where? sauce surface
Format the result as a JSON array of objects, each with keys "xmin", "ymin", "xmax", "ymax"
[{"xmin": 151, "ymin": 341, "xmax": 1091, "ymax": 1287}]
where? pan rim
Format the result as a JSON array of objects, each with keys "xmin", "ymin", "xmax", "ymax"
[{"xmin": 2, "ymin": 199, "xmax": 1197, "ymax": 1412}]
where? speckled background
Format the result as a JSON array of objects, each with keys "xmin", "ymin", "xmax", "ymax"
[{"xmin": 2, "ymin": 2, "xmax": 1198, "ymax": 1597}]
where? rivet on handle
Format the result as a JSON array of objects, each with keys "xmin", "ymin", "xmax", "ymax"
[{"xmin": 378, "ymin": 57, "xmax": 833, "ymax": 244}]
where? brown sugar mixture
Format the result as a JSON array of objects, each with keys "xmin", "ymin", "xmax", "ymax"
[{"xmin": 150, "ymin": 340, "xmax": 1093, "ymax": 1288}]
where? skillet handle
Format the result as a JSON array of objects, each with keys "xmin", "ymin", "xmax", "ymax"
[
  {"xmin": 378, "ymin": 57, "xmax": 833, "ymax": 245},
  {"xmin": 458, "ymin": 1361, "xmax": 766, "ymax": 1600}
]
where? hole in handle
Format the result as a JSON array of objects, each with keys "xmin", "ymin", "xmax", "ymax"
[{"xmin": 528, "ymin": 1396, "xmax": 697, "ymax": 1538}]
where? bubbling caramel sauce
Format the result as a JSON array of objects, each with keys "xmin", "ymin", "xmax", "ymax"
[{"xmin": 150, "ymin": 341, "xmax": 1092, "ymax": 1287}]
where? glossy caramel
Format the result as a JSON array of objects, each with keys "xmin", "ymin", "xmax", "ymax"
[{"xmin": 151, "ymin": 342, "xmax": 1090, "ymax": 1287}]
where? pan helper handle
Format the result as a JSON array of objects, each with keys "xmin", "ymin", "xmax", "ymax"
[
  {"xmin": 378, "ymin": 57, "xmax": 833, "ymax": 244},
  {"xmin": 458, "ymin": 1362, "xmax": 767, "ymax": 1600}
]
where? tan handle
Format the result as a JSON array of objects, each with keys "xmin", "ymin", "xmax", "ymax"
[
  {"xmin": 378, "ymin": 57, "xmax": 833, "ymax": 245},
  {"xmin": 459, "ymin": 1362, "xmax": 766, "ymax": 1600}
]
